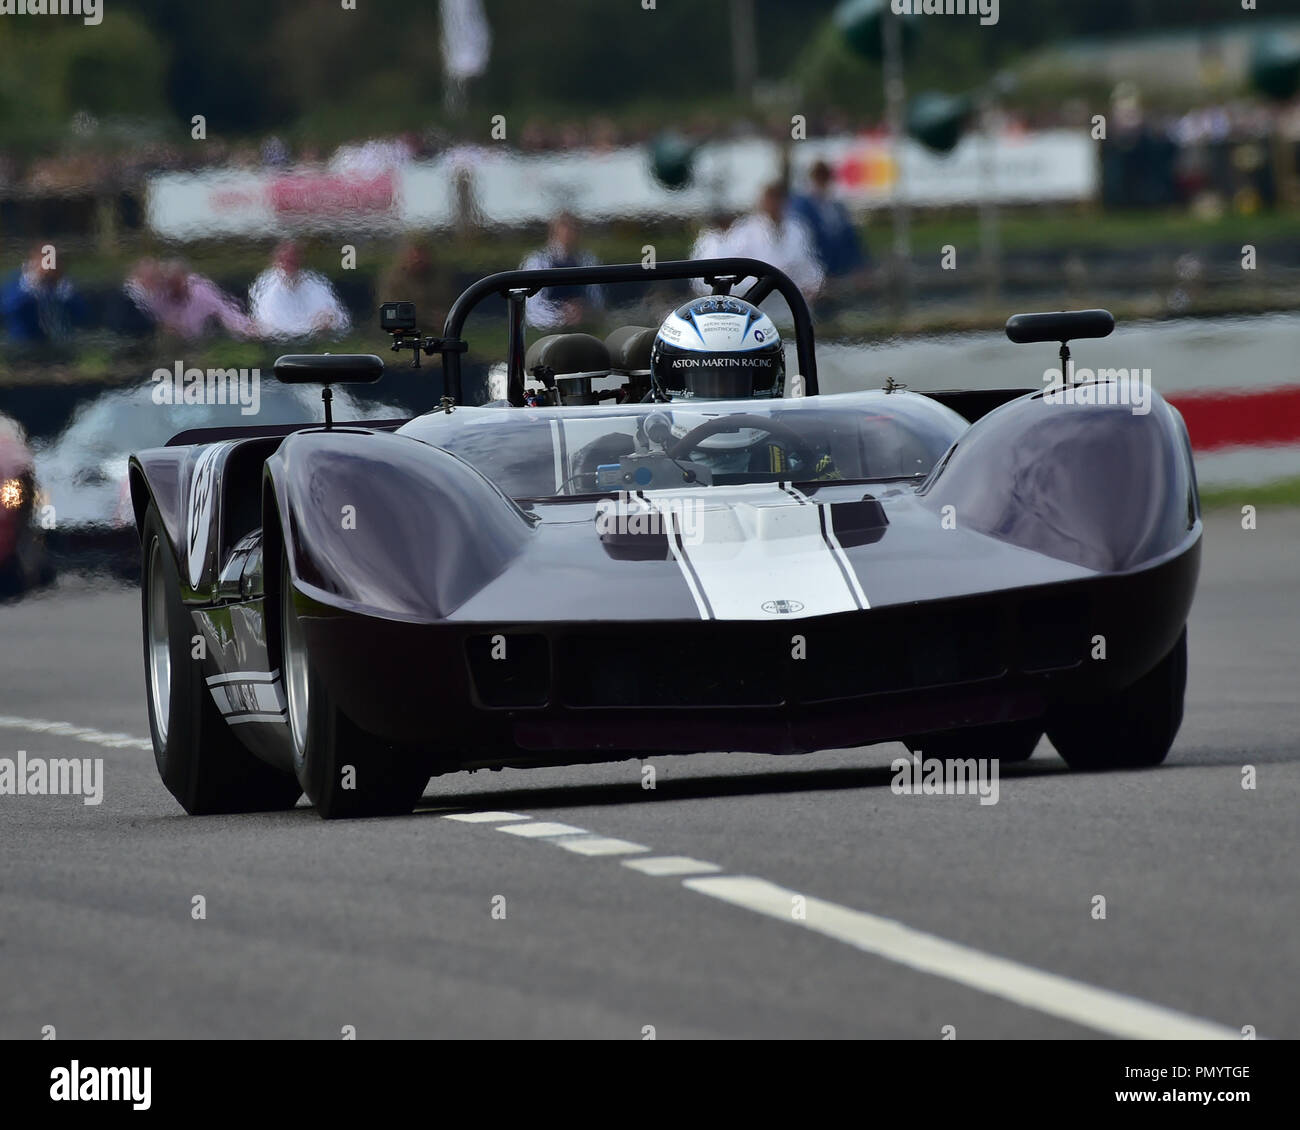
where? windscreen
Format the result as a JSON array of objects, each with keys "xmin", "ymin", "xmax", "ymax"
[{"xmin": 399, "ymin": 390, "xmax": 967, "ymax": 499}]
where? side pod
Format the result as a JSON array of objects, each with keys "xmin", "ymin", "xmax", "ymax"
[
  {"xmin": 264, "ymin": 428, "xmax": 535, "ymax": 621},
  {"xmin": 921, "ymin": 389, "xmax": 1199, "ymax": 573}
]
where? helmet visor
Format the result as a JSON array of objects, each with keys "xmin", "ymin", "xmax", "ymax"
[{"xmin": 660, "ymin": 355, "xmax": 783, "ymax": 399}]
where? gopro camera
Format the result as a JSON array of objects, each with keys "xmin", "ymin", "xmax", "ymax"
[{"xmin": 380, "ymin": 301, "xmax": 417, "ymax": 333}]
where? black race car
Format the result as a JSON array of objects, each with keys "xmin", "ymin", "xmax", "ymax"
[{"xmin": 129, "ymin": 258, "xmax": 1200, "ymax": 818}]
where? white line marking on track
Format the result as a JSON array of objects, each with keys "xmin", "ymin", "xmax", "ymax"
[
  {"xmin": 0, "ymin": 712, "xmax": 1241, "ymax": 1039},
  {"xmin": 554, "ymin": 837, "xmax": 649, "ymax": 856},
  {"xmin": 683, "ymin": 876, "xmax": 1240, "ymax": 1041},
  {"xmin": 0, "ymin": 715, "xmax": 152, "ymax": 752},
  {"xmin": 459, "ymin": 810, "xmax": 1240, "ymax": 1034},
  {"xmin": 623, "ymin": 856, "xmax": 723, "ymax": 876},
  {"xmin": 442, "ymin": 811, "xmax": 531, "ymax": 823},
  {"xmin": 497, "ymin": 821, "xmax": 589, "ymax": 838}
]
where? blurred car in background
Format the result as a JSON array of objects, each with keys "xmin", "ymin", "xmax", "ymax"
[
  {"xmin": 34, "ymin": 381, "xmax": 403, "ymax": 577},
  {"xmin": 0, "ymin": 411, "xmax": 52, "ymax": 597}
]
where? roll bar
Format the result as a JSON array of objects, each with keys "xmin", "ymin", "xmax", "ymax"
[{"xmin": 425, "ymin": 257, "xmax": 819, "ymax": 405}]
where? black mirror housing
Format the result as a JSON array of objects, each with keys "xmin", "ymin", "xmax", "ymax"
[
  {"xmin": 1005, "ymin": 310, "xmax": 1115, "ymax": 345},
  {"xmin": 273, "ymin": 354, "xmax": 386, "ymax": 385}
]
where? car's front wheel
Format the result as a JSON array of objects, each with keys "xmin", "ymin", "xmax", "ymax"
[
  {"xmin": 141, "ymin": 503, "xmax": 301, "ymax": 814},
  {"xmin": 1047, "ymin": 629, "xmax": 1187, "ymax": 771},
  {"xmin": 279, "ymin": 552, "xmax": 429, "ymax": 819}
]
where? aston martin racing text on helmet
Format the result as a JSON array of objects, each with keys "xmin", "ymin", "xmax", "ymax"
[{"xmin": 650, "ymin": 296, "xmax": 784, "ymax": 400}]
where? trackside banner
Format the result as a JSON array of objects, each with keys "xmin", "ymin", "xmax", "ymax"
[{"xmin": 146, "ymin": 131, "xmax": 1097, "ymax": 238}]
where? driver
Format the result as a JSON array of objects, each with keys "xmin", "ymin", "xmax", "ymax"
[
  {"xmin": 572, "ymin": 295, "xmax": 837, "ymax": 486},
  {"xmin": 647, "ymin": 296, "xmax": 834, "ymax": 478},
  {"xmin": 650, "ymin": 294, "xmax": 784, "ymax": 401}
]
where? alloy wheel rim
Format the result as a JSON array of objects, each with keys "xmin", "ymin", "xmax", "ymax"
[
  {"xmin": 281, "ymin": 560, "xmax": 310, "ymax": 758},
  {"xmin": 146, "ymin": 540, "xmax": 172, "ymax": 746}
]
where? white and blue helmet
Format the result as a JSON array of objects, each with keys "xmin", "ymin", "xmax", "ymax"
[{"xmin": 650, "ymin": 296, "xmax": 784, "ymax": 400}]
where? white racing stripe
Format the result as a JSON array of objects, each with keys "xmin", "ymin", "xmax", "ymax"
[
  {"xmin": 205, "ymin": 671, "xmax": 287, "ymax": 724},
  {"xmin": 662, "ymin": 508, "xmax": 712, "ymax": 620},
  {"xmin": 683, "ymin": 875, "xmax": 1240, "ymax": 1041},
  {"xmin": 787, "ymin": 484, "xmax": 869, "ymax": 609},
  {"xmin": 206, "ymin": 669, "xmax": 281, "ymax": 687},
  {"xmin": 549, "ymin": 419, "xmax": 565, "ymax": 494},
  {"xmin": 645, "ymin": 483, "xmax": 867, "ymax": 620}
]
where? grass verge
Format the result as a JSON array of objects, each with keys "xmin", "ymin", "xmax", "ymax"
[{"xmin": 1199, "ymin": 477, "xmax": 1300, "ymax": 509}]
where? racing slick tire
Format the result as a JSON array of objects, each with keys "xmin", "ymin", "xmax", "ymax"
[
  {"xmin": 1047, "ymin": 629, "xmax": 1187, "ymax": 771},
  {"xmin": 278, "ymin": 552, "xmax": 430, "ymax": 819},
  {"xmin": 904, "ymin": 719, "xmax": 1043, "ymax": 763},
  {"xmin": 141, "ymin": 503, "xmax": 302, "ymax": 815}
]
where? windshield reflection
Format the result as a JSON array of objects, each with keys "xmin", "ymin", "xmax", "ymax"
[{"xmin": 399, "ymin": 391, "xmax": 965, "ymax": 499}]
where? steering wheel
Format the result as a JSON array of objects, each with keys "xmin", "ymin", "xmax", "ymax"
[{"xmin": 667, "ymin": 413, "xmax": 815, "ymax": 472}]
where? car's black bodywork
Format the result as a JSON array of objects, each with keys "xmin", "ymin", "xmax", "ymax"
[{"xmin": 129, "ymin": 259, "xmax": 1201, "ymax": 816}]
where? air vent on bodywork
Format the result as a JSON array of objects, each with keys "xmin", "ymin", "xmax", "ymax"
[
  {"xmin": 559, "ymin": 628, "xmax": 782, "ymax": 708},
  {"xmin": 792, "ymin": 604, "xmax": 1003, "ymax": 704},
  {"xmin": 826, "ymin": 497, "xmax": 888, "ymax": 548},
  {"xmin": 1019, "ymin": 595, "xmax": 1089, "ymax": 672},
  {"xmin": 466, "ymin": 633, "xmax": 550, "ymax": 707},
  {"xmin": 595, "ymin": 521, "xmax": 670, "ymax": 561}
]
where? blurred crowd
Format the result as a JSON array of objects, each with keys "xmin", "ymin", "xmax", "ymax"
[
  {"xmin": 688, "ymin": 165, "xmax": 871, "ymax": 303},
  {"xmin": 513, "ymin": 168, "xmax": 871, "ymax": 330},
  {"xmin": 1, "ymin": 84, "xmax": 1294, "ymax": 358},
  {"xmin": 1, "ymin": 239, "xmax": 356, "ymax": 351},
  {"xmin": 1, "ymin": 163, "xmax": 876, "ymax": 353}
]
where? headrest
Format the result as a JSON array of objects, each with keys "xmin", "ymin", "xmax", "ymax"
[
  {"xmin": 525, "ymin": 333, "xmax": 611, "ymax": 379},
  {"xmin": 604, "ymin": 326, "xmax": 656, "ymax": 376}
]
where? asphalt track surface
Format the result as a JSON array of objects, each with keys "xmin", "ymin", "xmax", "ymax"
[{"xmin": 0, "ymin": 509, "xmax": 1295, "ymax": 1040}]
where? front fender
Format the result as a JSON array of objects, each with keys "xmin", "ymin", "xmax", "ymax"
[
  {"xmin": 922, "ymin": 387, "xmax": 1199, "ymax": 573},
  {"xmin": 129, "ymin": 441, "xmax": 238, "ymax": 597},
  {"xmin": 128, "ymin": 449, "xmax": 186, "ymax": 553},
  {"xmin": 265, "ymin": 428, "xmax": 534, "ymax": 621}
]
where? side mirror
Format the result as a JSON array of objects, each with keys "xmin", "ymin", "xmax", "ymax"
[
  {"xmin": 273, "ymin": 354, "xmax": 385, "ymax": 385},
  {"xmin": 1005, "ymin": 310, "xmax": 1114, "ymax": 345},
  {"xmin": 1006, "ymin": 310, "xmax": 1115, "ymax": 389}
]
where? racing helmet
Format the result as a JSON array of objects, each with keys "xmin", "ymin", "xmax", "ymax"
[{"xmin": 650, "ymin": 295, "xmax": 784, "ymax": 401}]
